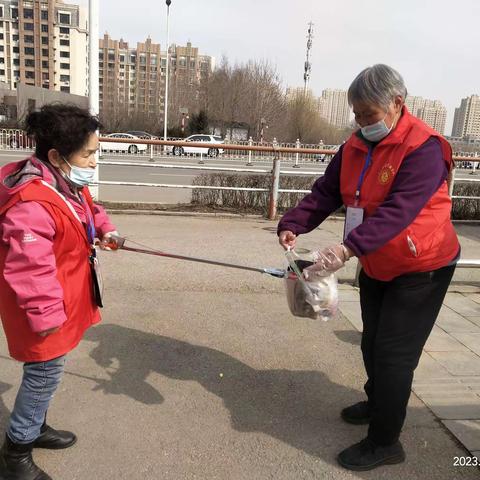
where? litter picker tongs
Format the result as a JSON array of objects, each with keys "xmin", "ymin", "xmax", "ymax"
[{"xmin": 101, "ymin": 235, "xmax": 288, "ymax": 279}]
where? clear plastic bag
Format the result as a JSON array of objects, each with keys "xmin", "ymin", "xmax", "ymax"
[{"xmin": 284, "ymin": 249, "xmax": 338, "ymax": 321}]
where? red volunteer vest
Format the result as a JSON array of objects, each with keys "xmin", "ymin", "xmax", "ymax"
[
  {"xmin": 340, "ymin": 107, "xmax": 459, "ymax": 281},
  {"xmin": 0, "ymin": 181, "xmax": 100, "ymax": 362}
]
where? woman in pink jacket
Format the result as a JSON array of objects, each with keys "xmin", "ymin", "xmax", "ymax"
[{"xmin": 0, "ymin": 104, "xmax": 118, "ymax": 480}]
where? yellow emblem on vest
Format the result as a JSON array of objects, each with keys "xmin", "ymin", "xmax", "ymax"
[{"xmin": 378, "ymin": 164, "xmax": 395, "ymax": 185}]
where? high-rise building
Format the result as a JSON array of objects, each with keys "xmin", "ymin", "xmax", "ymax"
[
  {"xmin": 99, "ymin": 34, "xmax": 214, "ymax": 123},
  {"xmin": 451, "ymin": 95, "xmax": 480, "ymax": 139},
  {"xmin": 317, "ymin": 88, "xmax": 351, "ymax": 128},
  {"xmin": 405, "ymin": 95, "xmax": 447, "ymax": 134},
  {"xmin": 0, "ymin": 0, "xmax": 87, "ymax": 95}
]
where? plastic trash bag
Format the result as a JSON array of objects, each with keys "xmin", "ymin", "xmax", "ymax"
[{"xmin": 284, "ymin": 249, "xmax": 338, "ymax": 321}]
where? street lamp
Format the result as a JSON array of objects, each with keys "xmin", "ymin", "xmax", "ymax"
[
  {"xmin": 260, "ymin": 117, "xmax": 267, "ymax": 143},
  {"xmin": 88, "ymin": 0, "xmax": 99, "ymax": 198},
  {"xmin": 163, "ymin": 0, "xmax": 172, "ymax": 141}
]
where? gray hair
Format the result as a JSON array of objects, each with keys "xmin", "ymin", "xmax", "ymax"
[{"xmin": 347, "ymin": 64, "xmax": 407, "ymax": 110}]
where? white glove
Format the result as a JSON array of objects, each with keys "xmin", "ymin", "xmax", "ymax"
[
  {"xmin": 99, "ymin": 231, "xmax": 120, "ymax": 251},
  {"xmin": 304, "ymin": 244, "xmax": 352, "ymax": 277}
]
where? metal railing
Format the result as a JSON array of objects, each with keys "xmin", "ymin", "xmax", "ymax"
[{"xmin": 1, "ymin": 132, "xmax": 478, "ymax": 268}]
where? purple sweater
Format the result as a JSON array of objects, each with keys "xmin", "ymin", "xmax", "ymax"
[{"xmin": 278, "ymin": 137, "xmax": 448, "ymax": 257}]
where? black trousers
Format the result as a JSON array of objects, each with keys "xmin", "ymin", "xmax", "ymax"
[{"xmin": 359, "ymin": 264, "xmax": 456, "ymax": 446}]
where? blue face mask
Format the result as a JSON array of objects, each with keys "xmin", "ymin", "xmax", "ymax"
[
  {"xmin": 62, "ymin": 157, "xmax": 95, "ymax": 187},
  {"xmin": 361, "ymin": 111, "xmax": 398, "ymax": 142}
]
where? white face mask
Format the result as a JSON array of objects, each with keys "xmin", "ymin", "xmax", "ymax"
[
  {"xmin": 361, "ymin": 111, "xmax": 398, "ymax": 142},
  {"xmin": 62, "ymin": 157, "xmax": 95, "ymax": 187}
]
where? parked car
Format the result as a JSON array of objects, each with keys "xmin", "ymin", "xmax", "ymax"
[
  {"xmin": 100, "ymin": 133, "xmax": 149, "ymax": 154},
  {"xmin": 166, "ymin": 134, "xmax": 224, "ymax": 157},
  {"xmin": 126, "ymin": 131, "xmax": 157, "ymax": 139}
]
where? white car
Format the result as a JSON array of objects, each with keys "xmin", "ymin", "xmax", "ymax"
[
  {"xmin": 168, "ymin": 134, "xmax": 224, "ymax": 157},
  {"xmin": 100, "ymin": 133, "xmax": 149, "ymax": 154}
]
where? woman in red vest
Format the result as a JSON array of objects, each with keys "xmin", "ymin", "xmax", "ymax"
[
  {"xmin": 278, "ymin": 64, "xmax": 459, "ymax": 471},
  {"xmin": 0, "ymin": 104, "xmax": 119, "ymax": 480}
]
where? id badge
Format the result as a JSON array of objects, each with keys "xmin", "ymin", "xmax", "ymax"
[
  {"xmin": 344, "ymin": 206, "xmax": 364, "ymax": 240},
  {"xmin": 89, "ymin": 250, "xmax": 104, "ymax": 308}
]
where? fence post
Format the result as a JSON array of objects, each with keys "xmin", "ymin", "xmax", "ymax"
[
  {"xmin": 293, "ymin": 138, "xmax": 301, "ymax": 168},
  {"xmin": 471, "ymin": 152, "xmax": 478, "ymax": 175},
  {"xmin": 448, "ymin": 166, "xmax": 456, "ymax": 197},
  {"xmin": 198, "ymin": 151, "xmax": 204, "ymax": 165},
  {"xmin": 246, "ymin": 136, "xmax": 253, "ymax": 166},
  {"xmin": 268, "ymin": 155, "xmax": 281, "ymax": 220},
  {"xmin": 99, "ymin": 143, "xmax": 103, "ymax": 159},
  {"xmin": 149, "ymin": 143, "xmax": 154, "ymax": 162}
]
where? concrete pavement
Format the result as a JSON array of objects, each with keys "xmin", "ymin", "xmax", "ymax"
[{"xmin": 0, "ymin": 214, "xmax": 479, "ymax": 479}]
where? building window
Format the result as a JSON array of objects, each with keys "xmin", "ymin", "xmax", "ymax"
[
  {"xmin": 0, "ymin": 58, "xmax": 4, "ymax": 64},
  {"xmin": 0, "ymin": 70, "xmax": 4, "ymax": 76},
  {"xmin": 60, "ymin": 39, "xmax": 69, "ymax": 46},
  {"xmin": 42, "ymin": 72, "xmax": 49, "ymax": 80},
  {"xmin": 25, "ymin": 59, "xmax": 35, "ymax": 67},
  {"xmin": 41, "ymin": 37, "xmax": 48, "ymax": 45},
  {"xmin": 11, "ymin": 8, "xmax": 18, "ymax": 19},
  {"xmin": 60, "ymin": 51, "xmax": 69, "ymax": 58},
  {"xmin": 25, "ymin": 71, "xmax": 35, "ymax": 79},
  {"xmin": 60, "ymin": 62, "xmax": 69, "ymax": 69},
  {"xmin": 59, "ymin": 13, "xmax": 70, "ymax": 25},
  {"xmin": 41, "ymin": 24, "xmax": 48, "ymax": 33},
  {"xmin": 0, "ymin": 7, "xmax": 3, "ymax": 18},
  {"xmin": 13, "ymin": 34, "xmax": 19, "ymax": 41},
  {"xmin": 24, "ymin": 35, "xmax": 34, "ymax": 43},
  {"xmin": 120, "ymin": 55, "xmax": 125, "ymax": 62},
  {"xmin": 0, "ymin": 34, "xmax": 3, "ymax": 40},
  {"xmin": 0, "ymin": 46, "xmax": 3, "ymax": 52},
  {"xmin": 13, "ymin": 58, "xmax": 19, "ymax": 66},
  {"xmin": 24, "ymin": 23, "xmax": 34, "ymax": 31},
  {"xmin": 42, "ymin": 61, "xmax": 48, "ymax": 68},
  {"xmin": 41, "ymin": 10, "xmax": 48, "ymax": 20},
  {"xmin": 13, "ymin": 46, "xmax": 19, "ymax": 53},
  {"xmin": 60, "ymin": 86, "xmax": 70, "ymax": 93},
  {"xmin": 59, "ymin": 27, "xmax": 69, "ymax": 34},
  {"xmin": 23, "ymin": 9, "xmax": 34, "ymax": 19},
  {"xmin": 24, "ymin": 47, "xmax": 34, "ymax": 55},
  {"xmin": 60, "ymin": 74, "xmax": 70, "ymax": 82},
  {"xmin": 42, "ymin": 49, "xmax": 49, "ymax": 57}
]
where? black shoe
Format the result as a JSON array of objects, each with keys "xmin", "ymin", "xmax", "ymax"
[
  {"xmin": 341, "ymin": 401, "xmax": 371, "ymax": 425},
  {"xmin": 0, "ymin": 435, "xmax": 52, "ymax": 480},
  {"xmin": 33, "ymin": 424, "xmax": 77, "ymax": 450},
  {"xmin": 337, "ymin": 437, "xmax": 406, "ymax": 471}
]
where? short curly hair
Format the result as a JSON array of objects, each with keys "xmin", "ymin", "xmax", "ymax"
[{"xmin": 25, "ymin": 103, "xmax": 102, "ymax": 162}]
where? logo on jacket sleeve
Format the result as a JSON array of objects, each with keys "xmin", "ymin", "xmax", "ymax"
[{"xmin": 378, "ymin": 164, "xmax": 396, "ymax": 185}]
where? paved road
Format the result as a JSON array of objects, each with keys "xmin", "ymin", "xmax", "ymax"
[
  {"xmin": 0, "ymin": 215, "xmax": 478, "ymax": 479},
  {"xmin": 0, "ymin": 150, "xmax": 479, "ymax": 204}
]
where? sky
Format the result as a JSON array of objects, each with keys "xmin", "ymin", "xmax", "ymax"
[{"xmin": 78, "ymin": 0, "xmax": 479, "ymax": 134}]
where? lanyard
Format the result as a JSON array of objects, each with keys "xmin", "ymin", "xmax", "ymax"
[
  {"xmin": 354, "ymin": 146, "xmax": 374, "ymax": 206},
  {"xmin": 79, "ymin": 193, "xmax": 96, "ymax": 246}
]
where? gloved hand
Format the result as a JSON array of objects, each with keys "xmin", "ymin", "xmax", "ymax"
[
  {"xmin": 279, "ymin": 230, "xmax": 297, "ymax": 250},
  {"xmin": 99, "ymin": 231, "xmax": 120, "ymax": 251},
  {"xmin": 304, "ymin": 244, "xmax": 353, "ymax": 277}
]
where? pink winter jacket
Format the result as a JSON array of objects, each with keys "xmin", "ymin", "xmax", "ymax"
[{"xmin": 0, "ymin": 156, "xmax": 116, "ymax": 333}]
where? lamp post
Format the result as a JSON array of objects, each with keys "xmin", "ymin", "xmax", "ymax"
[
  {"xmin": 163, "ymin": 0, "xmax": 172, "ymax": 142},
  {"xmin": 260, "ymin": 117, "xmax": 266, "ymax": 143},
  {"xmin": 88, "ymin": 0, "xmax": 99, "ymax": 198}
]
